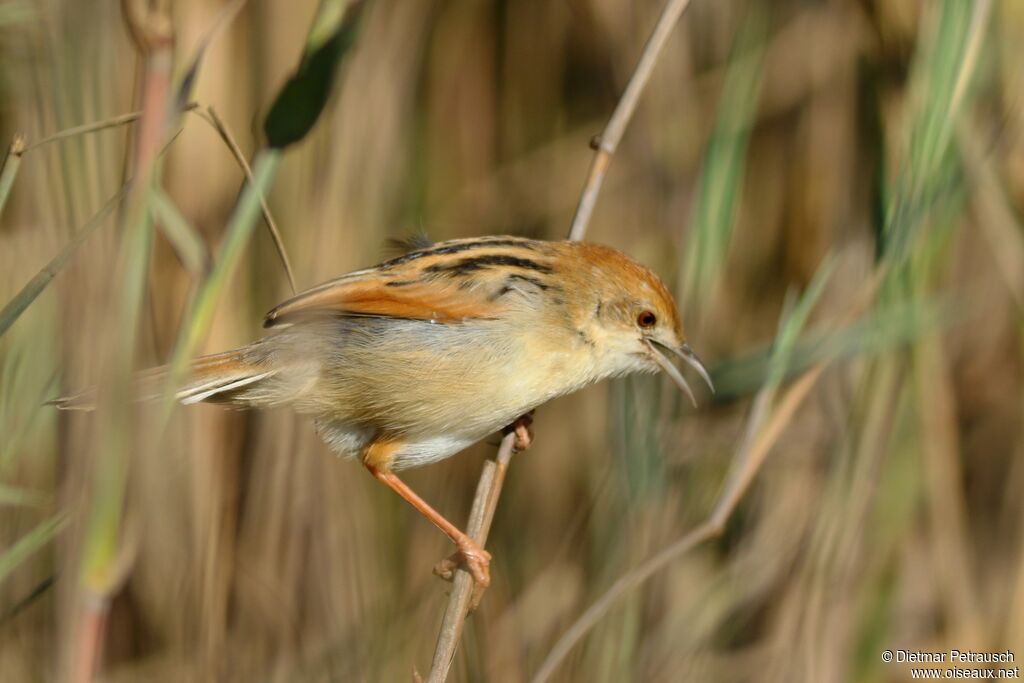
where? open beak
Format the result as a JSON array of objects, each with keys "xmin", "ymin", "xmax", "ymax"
[
  {"xmin": 674, "ymin": 344, "xmax": 715, "ymax": 394},
  {"xmin": 644, "ymin": 340, "xmax": 715, "ymax": 408}
]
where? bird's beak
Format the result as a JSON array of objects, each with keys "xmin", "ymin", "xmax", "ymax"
[
  {"xmin": 644, "ymin": 340, "xmax": 714, "ymax": 408},
  {"xmin": 674, "ymin": 343, "xmax": 715, "ymax": 394}
]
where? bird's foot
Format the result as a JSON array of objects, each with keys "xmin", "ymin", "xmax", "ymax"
[
  {"xmin": 433, "ymin": 535, "xmax": 492, "ymax": 588},
  {"xmin": 503, "ymin": 411, "xmax": 535, "ymax": 452}
]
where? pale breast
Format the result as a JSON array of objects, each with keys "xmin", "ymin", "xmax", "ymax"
[{"xmin": 275, "ymin": 312, "xmax": 597, "ymax": 466}]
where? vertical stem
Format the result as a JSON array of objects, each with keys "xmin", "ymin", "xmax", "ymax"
[
  {"xmin": 68, "ymin": 2, "xmax": 175, "ymax": 680},
  {"xmin": 567, "ymin": 0, "xmax": 695, "ymax": 240},
  {"xmin": 427, "ymin": 434, "xmax": 516, "ymax": 683},
  {"xmin": 0, "ymin": 135, "xmax": 26, "ymax": 221},
  {"xmin": 158, "ymin": 150, "xmax": 281, "ymax": 419},
  {"xmin": 426, "ymin": 2, "xmax": 699, "ymax": 680}
]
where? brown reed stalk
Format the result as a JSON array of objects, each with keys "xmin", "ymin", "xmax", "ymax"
[
  {"xmin": 191, "ymin": 106, "xmax": 297, "ymax": 293},
  {"xmin": 425, "ymin": 433, "xmax": 516, "ymax": 681},
  {"xmin": 567, "ymin": 0, "xmax": 696, "ymax": 240},
  {"xmin": 425, "ymin": 0, "xmax": 699, "ymax": 679},
  {"xmin": 67, "ymin": 1, "xmax": 176, "ymax": 680},
  {"xmin": 19, "ymin": 105, "xmax": 197, "ymax": 154}
]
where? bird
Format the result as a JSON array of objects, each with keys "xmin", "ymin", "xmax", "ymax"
[{"xmin": 53, "ymin": 235, "xmax": 712, "ymax": 589}]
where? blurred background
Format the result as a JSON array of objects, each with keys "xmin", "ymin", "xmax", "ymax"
[{"xmin": 1, "ymin": 0, "xmax": 1023, "ymax": 681}]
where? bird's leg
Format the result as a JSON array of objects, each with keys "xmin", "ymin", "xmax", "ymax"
[
  {"xmin": 502, "ymin": 410, "xmax": 535, "ymax": 452},
  {"xmin": 364, "ymin": 462, "xmax": 491, "ymax": 588}
]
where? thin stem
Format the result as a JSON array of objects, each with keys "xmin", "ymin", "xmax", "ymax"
[
  {"xmin": 427, "ymin": 433, "xmax": 516, "ymax": 683},
  {"xmin": 425, "ymin": 0, "xmax": 699, "ymax": 678},
  {"xmin": 70, "ymin": 1, "xmax": 175, "ymax": 680},
  {"xmin": 567, "ymin": 0, "xmax": 695, "ymax": 240},
  {"xmin": 158, "ymin": 150, "xmax": 281, "ymax": 420},
  {"xmin": 0, "ymin": 135, "xmax": 26, "ymax": 220},
  {"xmin": 20, "ymin": 104, "xmax": 198, "ymax": 154},
  {"xmin": 192, "ymin": 106, "xmax": 297, "ymax": 293},
  {"xmin": 0, "ymin": 184, "xmax": 130, "ymax": 340},
  {"xmin": 424, "ymin": 0, "xmax": 698, "ymax": 676},
  {"xmin": 530, "ymin": 367, "xmax": 823, "ymax": 683},
  {"xmin": 70, "ymin": 596, "xmax": 108, "ymax": 683}
]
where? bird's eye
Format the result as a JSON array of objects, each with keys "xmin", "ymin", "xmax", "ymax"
[{"xmin": 637, "ymin": 310, "xmax": 657, "ymax": 328}]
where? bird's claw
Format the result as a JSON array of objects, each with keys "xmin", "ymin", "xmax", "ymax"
[
  {"xmin": 504, "ymin": 411, "xmax": 535, "ymax": 452},
  {"xmin": 513, "ymin": 422, "xmax": 533, "ymax": 451},
  {"xmin": 433, "ymin": 537, "xmax": 491, "ymax": 588}
]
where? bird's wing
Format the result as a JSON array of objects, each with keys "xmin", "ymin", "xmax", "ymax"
[
  {"xmin": 263, "ymin": 273, "xmax": 502, "ymax": 327},
  {"xmin": 263, "ymin": 236, "xmax": 558, "ymax": 328}
]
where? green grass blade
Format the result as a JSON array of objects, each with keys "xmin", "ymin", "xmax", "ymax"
[
  {"xmin": 0, "ymin": 1, "xmax": 36, "ymax": 26},
  {"xmin": 150, "ymin": 187, "xmax": 210, "ymax": 275},
  {"xmin": 764, "ymin": 254, "xmax": 837, "ymax": 390},
  {"xmin": 0, "ymin": 183, "xmax": 128, "ymax": 340},
  {"xmin": 711, "ymin": 294, "xmax": 951, "ymax": 399},
  {"xmin": 171, "ymin": 0, "xmax": 246, "ymax": 113},
  {"xmin": 882, "ymin": 0, "xmax": 989, "ymax": 263},
  {"xmin": 264, "ymin": 0, "xmax": 365, "ymax": 149},
  {"xmin": 681, "ymin": 7, "xmax": 766, "ymax": 313},
  {"xmin": 159, "ymin": 150, "xmax": 281, "ymax": 414},
  {"xmin": 0, "ymin": 484, "xmax": 50, "ymax": 509},
  {"xmin": 80, "ymin": 207, "xmax": 156, "ymax": 591},
  {"xmin": 0, "ymin": 513, "xmax": 67, "ymax": 586},
  {"xmin": 0, "ymin": 136, "xmax": 25, "ymax": 222}
]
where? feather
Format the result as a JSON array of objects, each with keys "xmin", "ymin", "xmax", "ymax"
[
  {"xmin": 50, "ymin": 349, "xmax": 277, "ymax": 410},
  {"xmin": 263, "ymin": 236, "xmax": 559, "ymax": 328},
  {"xmin": 264, "ymin": 278, "xmax": 504, "ymax": 327}
]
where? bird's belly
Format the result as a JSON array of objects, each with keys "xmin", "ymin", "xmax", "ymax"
[
  {"xmin": 314, "ymin": 382, "xmax": 532, "ymax": 470},
  {"xmin": 311, "ymin": 322, "xmax": 539, "ymax": 419},
  {"xmin": 314, "ymin": 419, "xmax": 479, "ymax": 470},
  {"xmin": 389, "ymin": 434, "xmax": 483, "ymax": 470},
  {"xmin": 299, "ymin": 317, "xmax": 586, "ymax": 469}
]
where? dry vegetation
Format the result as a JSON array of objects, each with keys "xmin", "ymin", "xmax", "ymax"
[{"xmin": 1, "ymin": 0, "xmax": 1023, "ymax": 681}]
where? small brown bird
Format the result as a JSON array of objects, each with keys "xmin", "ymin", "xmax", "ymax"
[{"xmin": 55, "ymin": 236, "xmax": 711, "ymax": 588}]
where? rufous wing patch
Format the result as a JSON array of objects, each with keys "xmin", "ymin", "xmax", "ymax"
[{"xmin": 264, "ymin": 278, "xmax": 501, "ymax": 327}]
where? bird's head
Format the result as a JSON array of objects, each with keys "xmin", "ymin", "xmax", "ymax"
[{"xmin": 568, "ymin": 242, "xmax": 713, "ymax": 405}]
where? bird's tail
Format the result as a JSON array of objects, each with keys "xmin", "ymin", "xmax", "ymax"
[{"xmin": 49, "ymin": 347, "xmax": 278, "ymax": 411}]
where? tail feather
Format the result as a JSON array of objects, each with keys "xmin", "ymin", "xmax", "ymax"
[
  {"xmin": 50, "ymin": 348, "xmax": 277, "ymax": 411},
  {"xmin": 177, "ymin": 369, "xmax": 275, "ymax": 405}
]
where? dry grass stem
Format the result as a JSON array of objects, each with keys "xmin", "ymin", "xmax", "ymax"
[
  {"xmin": 69, "ymin": 1, "xmax": 175, "ymax": 679},
  {"xmin": 19, "ymin": 104, "xmax": 198, "ymax": 154},
  {"xmin": 0, "ymin": 185, "xmax": 130, "ymax": 340},
  {"xmin": 947, "ymin": 0, "xmax": 992, "ymax": 137},
  {"xmin": 427, "ymin": 432, "xmax": 516, "ymax": 683},
  {"xmin": 567, "ymin": 0, "xmax": 696, "ymax": 240},
  {"xmin": 0, "ymin": 135, "xmax": 26, "ymax": 219},
  {"xmin": 531, "ymin": 366, "xmax": 824, "ymax": 683},
  {"xmin": 426, "ymin": 0, "xmax": 699, "ymax": 678},
  {"xmin": 193, "ymin": 106, "xmax": 297, "ymax": 293},
  {"xmin": 959, "ymin": 128, "xmax": 1024, "ymax": 309},
  {"xmin": 0, "ymin": 104, "xmax": 197, "ymax": 227}
]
